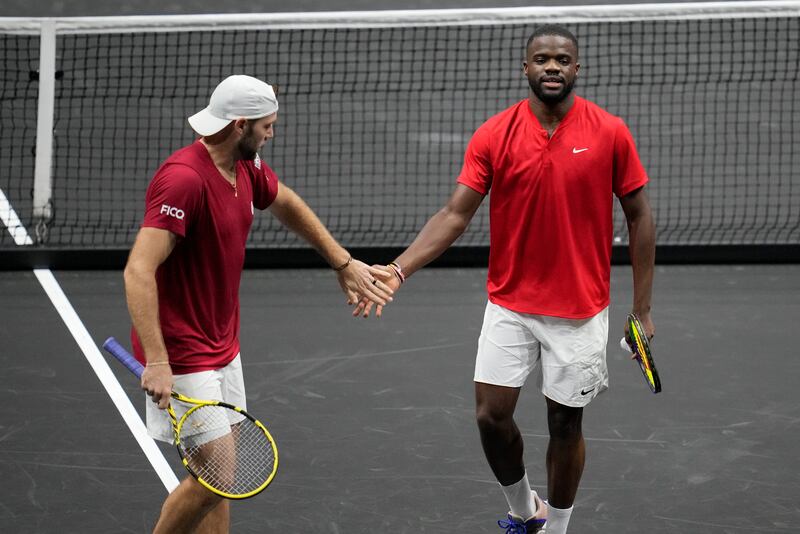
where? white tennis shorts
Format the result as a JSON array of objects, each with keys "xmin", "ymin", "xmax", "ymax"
[
  {"xmin": 474, "ymin": 301, "xmax": 609, "ymax": 407},
  {"xmin": 145, "ymin": 354, "xmax": 247, "ymax": 443}
]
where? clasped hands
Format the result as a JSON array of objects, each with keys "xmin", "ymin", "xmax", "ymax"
[{"xmin": 334, "ymin": 262, "xmax": 402, "ymax": 318}]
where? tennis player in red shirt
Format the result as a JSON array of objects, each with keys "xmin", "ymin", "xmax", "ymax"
[
  {"xmin": 359, "ymin": 25, "xmax": 655, "ymax": 533},
  {"xmin": 124, "ymin": 75, "xmax": 394, "ymax": 533}
]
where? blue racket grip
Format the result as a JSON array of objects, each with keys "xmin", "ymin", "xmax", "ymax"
[{"xmin": 103, "ymin": 337, "xmax": 145, "ymax": 379}]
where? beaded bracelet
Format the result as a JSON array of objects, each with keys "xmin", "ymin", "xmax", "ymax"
[{"xmin": 146, "ymin": 361, "xmax": 171, "ymax": 367}]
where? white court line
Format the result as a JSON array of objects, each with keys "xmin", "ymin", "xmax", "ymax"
[
  {"xmin": 0, "ymin": 187, "xmax": 178, "ymax": 492},
  {"xmin": 34, "ymin": 270, "xmax": 179, "ymax": 492},
  {"xmin": 0, "ymin": 187, "xmax": 33, "ymax": 245}
]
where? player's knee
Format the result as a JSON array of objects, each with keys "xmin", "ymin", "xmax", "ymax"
[
  {"xmin": 547, "ymin": 403, "xmax": 583, "ymax": 441},
  {"xmin": 197, "ymin": 492, "xmax": 224, "ymax": 518},
  {"xmin": 186, "ymin": 478, "xmax": 224, "ymax": 508},
  {"xmin": 475, "ymin": 405, "xmax": 512, "ymax": 435}
]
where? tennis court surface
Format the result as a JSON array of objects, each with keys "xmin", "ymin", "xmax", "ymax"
[{"xmin": 1, "ymin": 265, "xmax": 798, "ymax": 533}]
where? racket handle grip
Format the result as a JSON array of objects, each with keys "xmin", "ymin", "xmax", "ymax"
[
  {"xmin": 103, "ymin": 337, "xmax": 145, "ymax": 379},
  {"xmin": 619, "ymin": 336, "xmax": 632, "ymax": 353}
]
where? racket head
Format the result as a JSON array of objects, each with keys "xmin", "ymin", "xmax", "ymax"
[
  {"xmin": 174, "ymin": 399, "xmax": 278, "ymax": 499},
  {"xmin": 627, "ymin": 313, "xmax": 662, "ymax": 394},
  {"xmin": 102, "ymin": 337, "xmax": 279, "ymax": 498}
]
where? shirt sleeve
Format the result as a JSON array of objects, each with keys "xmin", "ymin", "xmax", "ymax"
[
  {"xmin": 251, "ymin": 158, "xmax": 280, "ymax": 210},
  {"xmin": 142, "ymin": 163, "xmax": 204, "ymax": 237},
  {"xmin": 456, "ymin": 123, "xmax": 493, "ymax": 195},
  {"xmin": 612, "ymin": 119, "xmax": 649, "ymax": 198}
]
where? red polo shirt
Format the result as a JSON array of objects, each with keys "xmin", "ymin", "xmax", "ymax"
[
  {"xmin": 457, "ymin": 97, "xmax": 648, "ymax": 318},
  {"xmin": 132, "ymin": 141, "xmax": 279, "ymax": 373}
]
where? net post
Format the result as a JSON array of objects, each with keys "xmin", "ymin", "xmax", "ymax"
[{"xmin": 33, "ymin": 19, "xmax": 56, "ymax": 244}]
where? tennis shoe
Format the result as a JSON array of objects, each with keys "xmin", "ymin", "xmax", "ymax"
[{"xmin": 497, "ymin": 491, "xmax": 547, "ymax": 533}]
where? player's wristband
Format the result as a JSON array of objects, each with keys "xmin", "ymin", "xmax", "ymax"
[
  {"xmin": 332, "ymin": 255, "xmax": 352, "ymax": 272},
  {"xmin": 388, "ymin": 261, "xmax": 405, "ymax": 283}
]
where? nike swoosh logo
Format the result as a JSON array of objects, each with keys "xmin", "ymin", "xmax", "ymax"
[
  {"xmin": 572, "ymin": 147, "xmax": 589, "ymax": 154},
  {"xmin": 580, "ymin": 387, "xmax": 596, "ymax": 396}
]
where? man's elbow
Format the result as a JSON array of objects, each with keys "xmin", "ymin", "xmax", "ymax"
[
  {"xmin": 123, "ymin": 257, "xmax": 153, "ymax": 290},
  {"xmin": 439, "ymin": 206, "xmax": 471, "ymax": 236},
  {"xmin": 123, "ymin": 261, "xmax": 137, "ymax": 291}
]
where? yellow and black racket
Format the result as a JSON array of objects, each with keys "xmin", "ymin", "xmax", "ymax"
[
  {"xmin": 102, "ymin": 337, "xmax": 278, "ymax": 499},
  {"xmin": 619, "ymin": 313, "xmax": 662, "ymax": 394}
]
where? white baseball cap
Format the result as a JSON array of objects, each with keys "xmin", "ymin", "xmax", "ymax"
[{"xmin": 188, "ymin": 75, "xmax": 279, "ymax": 136}]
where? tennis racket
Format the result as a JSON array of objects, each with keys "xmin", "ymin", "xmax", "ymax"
[
  {"xmin": 102, "ymin": 337, "xmax": 278, "ymax": 499},
  {"xmin": 619, "ymin": 313, "xmax": 662, "ymax": 394}
]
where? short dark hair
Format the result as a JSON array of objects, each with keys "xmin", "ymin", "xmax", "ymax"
[{"xmin": 526, "ymin": 24, "xmax": 579, "ymax": 55}]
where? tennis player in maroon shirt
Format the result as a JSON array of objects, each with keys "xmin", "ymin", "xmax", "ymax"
[
  {"xmin": 358, "ymin": 25, "xmax": 655, "ymax": 533},
  {"xmin": 124, "ymin": 75, "xmax": 394, "ymax": 533}
]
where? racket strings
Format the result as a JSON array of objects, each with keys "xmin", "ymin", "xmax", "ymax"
[
  {"xmin": 632, "ymin": 332, "xmax": 652, "ymax": 372},
  {"xmin": 179, "ymin": 405, "xmax": 275, "ymax": 496}
]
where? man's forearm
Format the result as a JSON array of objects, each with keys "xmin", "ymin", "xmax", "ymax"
[
  {"xmin": 270, "ymin": 188, "xmax": 348, "ymax": 267},
  {"xmin": 124, "ymin": 266, "xmax": 169, "ymax": 363},
  {"xmin": 395, "ymin": 206, "xmax": 471, "ymax": 277},
  {"xmin": 627, "ymin": 213, "xmax": 655, "ymax": 315}
]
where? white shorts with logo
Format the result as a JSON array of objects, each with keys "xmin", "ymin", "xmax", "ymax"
[
  {"xmin": 474, "ymin": 301, "xmax": 609, "ymax": 407},
  {"xmin": 145, "ymin": 354, "xmax": 247, "ymax": 443}
]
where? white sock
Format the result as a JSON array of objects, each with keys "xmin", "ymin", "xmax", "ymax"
[
  {"xmin": 545, "ymin": 504, "xmax": 574, "ymax": 534},
  {"xmin": 500, "ymin": 472, "xmax": 536, "ymax": 519}
]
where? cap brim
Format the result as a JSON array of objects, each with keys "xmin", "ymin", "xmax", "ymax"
[{"xmin": 187, "ymin": 107, "xmax": 233, "ymax": 137}]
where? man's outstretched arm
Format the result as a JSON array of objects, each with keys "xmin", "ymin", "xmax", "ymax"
[
  {"xmin": 268, "ymin": 182, "xmax": 394, "ymax": 306},
  {"xmin": 357, "ymin": 183, "xmax": 485, "ymax": 317}
]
